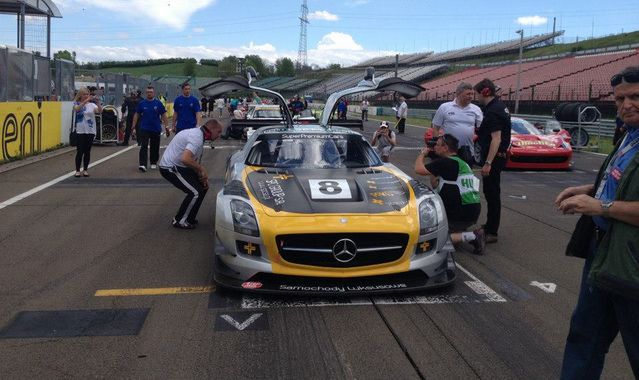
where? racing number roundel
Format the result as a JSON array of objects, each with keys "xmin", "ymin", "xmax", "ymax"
[{"xmin": 308, "ymin": 179, "xmax": 351, "ymax": 200}]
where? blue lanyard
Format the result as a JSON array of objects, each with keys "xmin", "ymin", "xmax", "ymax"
[{"xmin": 595, "ymin": 133, "xmax": 639, "ymax": 199}]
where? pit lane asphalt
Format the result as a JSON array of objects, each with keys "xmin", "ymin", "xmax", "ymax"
[{"xmin": 0, "ymin": 117, "xmax": 633, "ymax": 379}]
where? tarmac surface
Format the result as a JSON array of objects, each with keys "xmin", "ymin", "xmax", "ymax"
[{"xmin": 0, "ymin": 115, "xmax": 633, "ymax": 379}]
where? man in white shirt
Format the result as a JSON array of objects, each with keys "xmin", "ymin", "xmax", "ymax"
[
  {"xmin": 159, "ymin": 119, "xmax": 223, "ymax": 229},
  {"xmin": 361, "ymin": 98, "xmax": 370, "ymax": 121},
  {"xmin": 396, "ymin": 96, "xmax": 408, "ymax": 134},
  {"xmin": 432, "ymin": 82, "xmax": 483, "ymax": 167}
]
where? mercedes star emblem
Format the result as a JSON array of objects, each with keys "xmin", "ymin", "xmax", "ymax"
[{"xmin": 332, "ymin": 239, "xmax": 357, "ymax": 263}]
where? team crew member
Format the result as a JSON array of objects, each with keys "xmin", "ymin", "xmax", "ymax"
[
  {"xmin": 415, "ymin": 134, "xmax": 485, "ymax": 254},
  {"xmin": 557, "ymin": 66, "xmax": 639, "ymax": 379},
  {"xmin": 159, "ymin": 120, "xmax": 223, "ymax": 229},
  {"xmin": 132, "ymin": 86, "xmax": 168, "ymax": 172},
  {"xmin": 474, "ymin": 78, "xmax": 511, "ymax": 243},
  {"xmin": 200, "ymin": 96, "xmax": 209, "ymax": 117},
  {"xmin": 432, "ymin": 82, "xmax": 483, "ymax": 166},
  {"xmin": 120, "ymin": 91, "xmax": 140, "ymax": 146},
  {"xmin": 73, "ymin": 87, "xmax": 102, "ymax": 177},
  {"xmin": 172, "ymin": 83, "xmax": 202, "ymax": 133}
]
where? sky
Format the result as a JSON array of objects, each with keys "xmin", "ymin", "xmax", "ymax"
[{"xmin": 0, "ymin": 0, "xmax": 638, "ymax": 67}]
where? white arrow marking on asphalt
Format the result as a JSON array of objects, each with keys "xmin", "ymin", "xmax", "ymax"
[
  {"xmin": 220, "ymin": 313, "xmax": 263, "ymax": 330},
  {"xmin": 530, "ymin": 281, "xmax": 556, "ymax": 293}
]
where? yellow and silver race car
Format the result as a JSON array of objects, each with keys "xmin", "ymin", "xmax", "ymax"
[{"xmin": 200, "ymin": 68, "xmax": 456, "ymax": 295}]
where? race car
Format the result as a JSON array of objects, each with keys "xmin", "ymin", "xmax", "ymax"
[
  {"xmin": 423, "ymin": 117, "xmax": 572, "ymax": 170},
  {"xmin": 200, "ymin": 68, "xmax": 456, "ymax": 295},
  {"xmin": 506, "ymin": 117, "xmax": 572, "ymax": 170}
]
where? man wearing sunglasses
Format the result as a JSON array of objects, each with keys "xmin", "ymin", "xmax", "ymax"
[{"xmin": 557, "ymin": 66, "xmax": 639, "ymax": 379}]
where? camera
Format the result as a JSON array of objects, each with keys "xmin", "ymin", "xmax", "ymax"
[{"xmin": 426, "ymin": 137, "xmax": 437, "ymax": 148}]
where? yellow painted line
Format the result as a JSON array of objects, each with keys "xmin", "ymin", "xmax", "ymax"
[{"xmin": 95, "ymin": 285, "xmax": 215, "ymax": 297}]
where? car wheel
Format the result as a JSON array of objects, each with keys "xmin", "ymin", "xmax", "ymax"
[{"xmin": 568, "ymin": 127, "xmax": 589, "ymax": 148}]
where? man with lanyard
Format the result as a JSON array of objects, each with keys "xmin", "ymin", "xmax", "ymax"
[
  {"xmin": 432, "ymin": 82, "xmax": 483, "ymax": 167},
  {"xmin": 557, "ymin": 66, "xmax": 639, "ymax": 379},
  {"xmin": 159, "ymin": 120, "xmax": 223, "ymax": 229},
  {"xmin": 132, "ymin": 86, "xmax": 168, "ymax": 172},
  {"xmin": 474, "ymin": 78, "xmax": 511, "ymax": 244},
  {"xmin": 172, "ymin": 82, "xmax": 202, "ymax": 134},
  {"xmin": 414, "ymin": 133, "xmax": 485, "ymax": 254}
]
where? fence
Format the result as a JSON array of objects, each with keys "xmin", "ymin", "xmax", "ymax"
[{"xmin": 0, "ymin": 46, "xmax": 75, "ymax": 102}]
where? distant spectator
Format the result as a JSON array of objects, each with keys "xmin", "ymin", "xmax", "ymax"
[
  {"xmin": 172, "ymin": 83, "xmax": 201, "ymax": 134},
  {"xmin": 361, "ymin": 98, "xmax": 370, "ymax": 121},
  {"xmin": 337, "ymin": 99, "xmax": 347, "ymax": 120},
  {"xmin": 73, "ymin": 87, "xmax": 102, "ymax": 177},
  {"xmin": 215, "ymin": 98, "xmax": 225, "ymax": 117},
  {"xmin": 120, "ymin": 91, "xmax": 141, "ymax": 146},
  {"xmin": 252, "ymin": 92, "xmax": 263, "ymax": 105},
  {"xmin": 133, "ymin": 86, "xmax": 168, "ymax": 172},
  {"xmin": 396, "ymin": 96, "xmax": 408, "ymax": 134}
]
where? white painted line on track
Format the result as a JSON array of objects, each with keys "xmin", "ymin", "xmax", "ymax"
[
  {"xmin": 0, "ymin": 145, "xmax": 137, "ymax": 211},
  {"xmin": 456, "ymin": 263, "xmax": 507, "ymax": 303}
]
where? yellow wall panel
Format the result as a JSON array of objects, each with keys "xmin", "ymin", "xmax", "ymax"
[{"xmin": 0, "ymin": 102, "xmax": 61, "ymax": 161}]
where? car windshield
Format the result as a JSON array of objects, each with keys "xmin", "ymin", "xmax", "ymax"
[
  {"xmin": 511, "ymin": 119, "xmax": 541, "ymax": 135},
  {"xmin": 253, "ymin": 109, "xmax": 281, "ymax": 118},
  {"xmin": 245, "ymin": 132, "xmax": 382, "ymax": 168}
]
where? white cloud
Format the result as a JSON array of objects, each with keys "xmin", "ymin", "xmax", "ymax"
[
  {"xmin": 193, "ymin": 27, "xmax": 205, "ymax": 33},
  {"xmin": 516, "ymin": 15, "xmax": 548, "ymax": 26},
  {"xmin": 87, "ymin": 0, "xmax": 215, "ymax": 30},
  {"xmin": 308, "ymin": 10, "xmax": 339, "ymax": 21},
  {"xmin": 60, "ymin": 33, "xmax": 392, "ymax": 68},
  {"xmin": 317, "ymin": 32, "xmax": 362, "ymax": 51}
]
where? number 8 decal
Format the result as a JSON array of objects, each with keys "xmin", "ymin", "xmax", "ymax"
[{"xmin": 309, "ymin": 179, "xmax": 351, "ymax": 199}]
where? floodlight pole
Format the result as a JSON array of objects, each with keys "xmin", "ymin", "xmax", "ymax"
[{"xmin": 514, "ymin": 29, "xmax": 524, "ymax": 114}]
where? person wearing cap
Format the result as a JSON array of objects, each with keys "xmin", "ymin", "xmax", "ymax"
[
  {"xmin": 172, "ymin": 82, "xmax": 202, "ymax": 134},
  {"xmin": 415, "ymin": 133, "xmax": 485, "ymax": 255},
  {"xmin": 557, "ymin": 66, "xmax": 639, "ymax": 379},
  {"xmin": 159, "ymin": 119, "xmax": 223, "ymax": 229},
  {"xmin": 371, "ymin": 121, "xmax": 397, "ymax": 162}
]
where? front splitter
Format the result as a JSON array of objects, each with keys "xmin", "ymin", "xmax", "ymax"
[{"xmin": 213, "ymin": 265, "xmax": 456, "ymax": 296}]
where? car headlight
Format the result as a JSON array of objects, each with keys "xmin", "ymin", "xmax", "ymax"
[
  {"xmin": 230, "ymin": 200, "xmax": 260, "ymax": 237},
  {"xmin": 419, "ymin": 198, "xmax": 439, "ymax": 235}
]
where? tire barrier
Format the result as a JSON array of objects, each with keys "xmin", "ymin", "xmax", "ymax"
[{"xmin": 554, "ymin": 102, "xmax": 600, "ymax": 123}]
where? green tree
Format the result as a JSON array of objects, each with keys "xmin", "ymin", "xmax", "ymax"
[
  {"xmin": 218, "ymin": 55, "xmax": 238, "ymax": 77},
  {"xmin": 275, "ymin": 57, "xmax": 295, "ymax": 77},
  {"xmin": 327, "ymin": 63, "xmax": 341, "ymax": 70},
  {"xmin": 54, "ymin": 50, "xmax": 75, "ymax": 62},
  {"xmin": 183, "ymin": 58, "xmax": 196, "ymax": 76}
]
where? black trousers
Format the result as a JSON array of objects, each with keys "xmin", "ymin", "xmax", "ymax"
[
  {"xmin": 160, "ymin": 166, "xmax": 208, "ymax": 224},
  {"xmin": 361, "ymin": 110, "xmax": 368, "ymax": 121},
  {"xmin": 138, "ymin": 129, "xmax": 160, "ymax": 167},
  {"xmin": 397, "ymin": 117, "xmax": 406, "ymax": 133},
  {"xmin": 123, "ymin": 117, "xmax": 134, "ymax": 145},
  {"xmin": 75, "ymin": 133, "xmax": 95, "ymax": 171},
  {"xmin": 482, "ymin": 156, "xmax": 506, "ymax": 235},
  {"xmin": 458, "ymin": 146, "xmax": 475, "ymax": 167}
]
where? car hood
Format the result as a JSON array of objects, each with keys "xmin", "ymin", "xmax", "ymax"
[
  {"xmin": 511, "ymin": 134, "xmax": 562, "ymax": 148},
  {"xmin": 244, "ymin": 167, "xmax": 411, "ymax": 216}
]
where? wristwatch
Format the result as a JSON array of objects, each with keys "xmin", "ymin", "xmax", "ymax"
[
  {"xmin": 485, "ymin": 160, "xmax": 492, "ymax": 166},
  {"xmin": 601, "ymin": 200, "xmax": 614, "ymax": 216}
]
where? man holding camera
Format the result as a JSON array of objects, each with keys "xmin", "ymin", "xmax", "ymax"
[
  {"xmin": 414, "ymin": 133, "xmax": 485, "ymax": 254},
  {"xmin": 371, "ymin": 121, "xmax": 397, "ymax": 162}
]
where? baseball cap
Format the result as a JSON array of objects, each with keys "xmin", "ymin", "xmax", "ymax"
[{"xmin": 380, "ymin": 121, "xmax": 389, "ymax": 128}]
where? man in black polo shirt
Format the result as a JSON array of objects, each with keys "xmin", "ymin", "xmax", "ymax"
[{"xmin": 474, "ymin": 78, "xmax": 512, "ymax": 243}]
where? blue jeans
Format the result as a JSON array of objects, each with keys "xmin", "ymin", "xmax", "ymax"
[{"xmin": 561, "ymin": 243, "xmax": 639, "ymax": 379}]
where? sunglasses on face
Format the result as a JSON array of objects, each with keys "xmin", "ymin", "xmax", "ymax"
[{"xmin": 611, "ymin": 72, "xmax": 639, "ymax": 87}]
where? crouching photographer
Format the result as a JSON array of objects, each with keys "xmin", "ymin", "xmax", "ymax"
[
  {"xmin": 371, "ymin": 121, "xmax": 397, "ymax": 162},
  {"xmin": 414, "ymin": 133, "xmax": 485, "ymax": 255}
]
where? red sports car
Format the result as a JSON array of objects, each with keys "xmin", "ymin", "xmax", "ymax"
[{"xmin": 423, "ymin": 117, "xmax": 572, "ymax": 170}]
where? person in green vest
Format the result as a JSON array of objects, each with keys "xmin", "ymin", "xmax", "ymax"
[{"xmin": 415, "ymin": 133, "xmax": 485, "ymax": 255}]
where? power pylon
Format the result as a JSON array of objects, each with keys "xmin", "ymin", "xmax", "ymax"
[{"xmin": 297, "ymin": 0, "xmax": 309, "ymax": 70}]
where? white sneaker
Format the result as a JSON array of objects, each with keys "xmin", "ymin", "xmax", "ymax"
[
  {"xmin": 150, "ymin": 164, "xmax": 157, "ymax": 170},
  {"xmin": 138, "ymin": 165, "xmax": 147, "ymax": 172}
]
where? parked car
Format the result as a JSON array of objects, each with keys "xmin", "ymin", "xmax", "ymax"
[{"xmin": 200, "ymin": 68, "xmax": 457, "ymax": 295}]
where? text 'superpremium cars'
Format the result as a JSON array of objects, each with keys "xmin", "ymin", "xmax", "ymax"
[
  {"xmin": 201, "ymin": 68, "xmax": 456, "ymax": 295},
  {"xmin": 506, "ymin": 117, "xmax": 573, "ymax": 170}
]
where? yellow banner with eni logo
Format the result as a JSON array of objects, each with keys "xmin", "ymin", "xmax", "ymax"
[{"xmin": 0, "ymin": 102, "xmax": 61, "ymax": 161}]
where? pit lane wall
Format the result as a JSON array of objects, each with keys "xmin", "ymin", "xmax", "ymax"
[{"xmin": 1, "ymin": 101, "xmax": 73, "ymax": 162}]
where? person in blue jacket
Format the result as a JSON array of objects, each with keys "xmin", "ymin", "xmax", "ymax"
[
  {"xmin": 132, "ymin": 86, "xmax": 168, "ymax": 172},
  {"xmin": 172, "ymin": 82, "xmax": 201, "ymax": 134}
]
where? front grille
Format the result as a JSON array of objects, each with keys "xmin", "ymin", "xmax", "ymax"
[
  {"xmin": 510, "ymin": 155, "xmax": 569, "ymax": 163},
  {"xmin": 276, "ymin": 233, "xmax": 408, "ymax": 268}
]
